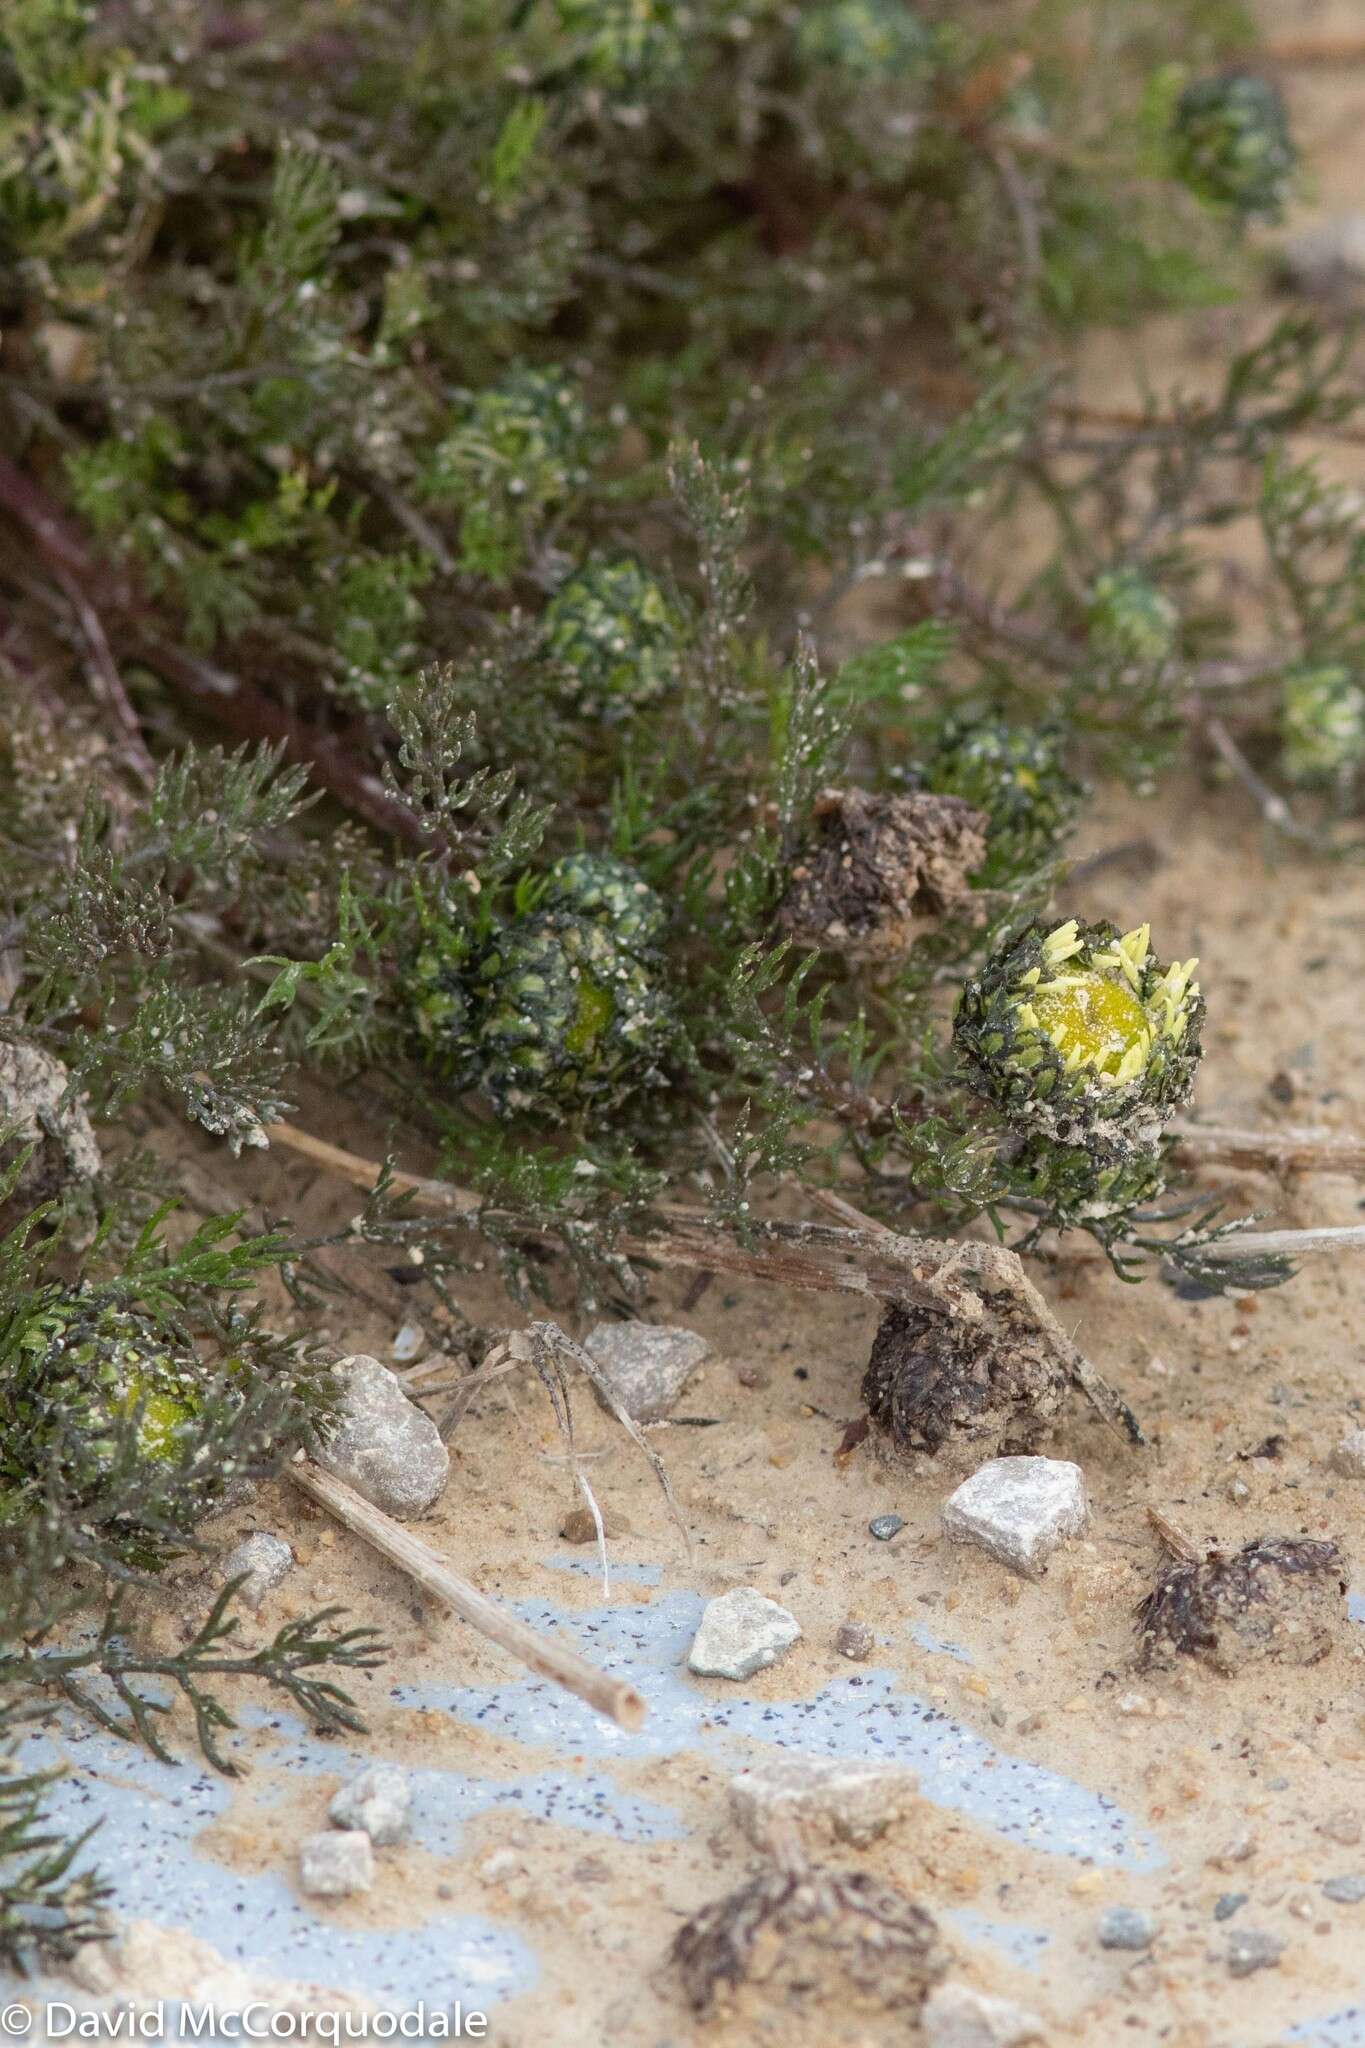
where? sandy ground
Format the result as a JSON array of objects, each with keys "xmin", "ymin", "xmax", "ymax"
[
  {"xmin": 12, "ymin": 11, "xmax": 1365, "ymax": 2047},
  {"xmin": 101, "ymin": 761, "xmax": 1358, "ymax": 2048}
]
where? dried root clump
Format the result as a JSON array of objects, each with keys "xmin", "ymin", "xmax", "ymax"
[
  {"xmin": 1137, "ymin": 1536, "xmax": 1347, "ymax": 1675},
  {"xmin": 0, "ymin": 1039, "xmax": 101, "ymax": 1222},
  {"xmin": 862, "ymin": 1295, "xmax": 1068, "ymax": 1457},
  {"xmin": 777, "ymin": 788, "xmax": 986, "ymax": 961},
  {"xmin": 673, "ymin": 1863, "xmax": 948, "ymax": 2020}
]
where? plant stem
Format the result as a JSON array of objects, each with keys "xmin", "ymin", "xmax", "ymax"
[{"xmin": 288, "ymin": 1457, "xmax": 646, "ymax": 1729}]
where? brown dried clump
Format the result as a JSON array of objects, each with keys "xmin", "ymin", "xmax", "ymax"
[
  {"xmin": 1136, "ymin": 1536, "xmax": 1347, "ymax": 1675},
  {"xmin": 863, "ymin": 1295, "xmax": 1068, "ymax": 1456},
  {"xmin": 0, "ymin": 1039, "xmax": 101, "ymax": 1225},
  {"xmin": 776, "ymin": 788, "xmax": 987, "ymax": 961},
  {"xmin": 672, "ymin": 1863, "xmax": 948, "ymax": 2020}
]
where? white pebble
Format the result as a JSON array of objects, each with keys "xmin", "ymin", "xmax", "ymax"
[
  {"xmin": 329, "ymin": 1764, "xmax": 410, "ymax": 1845},
  {"xmin": 942, "ymin": 1456, "xmax": 1088, "ymax": 1578},
  {"xmin": 728, "ymin": 1755, "xmax": 917, "ymax": 1851},
  {"xmin": 1330, "ymin": 1429, "xmax": 1365, "ymax": 1479},
  {"xmin": 299, "ymin": 1829, "xmax": 373, "ymax": 1898},
  {"xmin": 922, "ymin": 1983, "xmax": 1045, "ymax": 2047}
]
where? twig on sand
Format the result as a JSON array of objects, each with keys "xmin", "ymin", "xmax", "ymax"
[
  {"xmin": 288, "ymin": 1456, "xmax": 646, "ymax": 1730},
  {"xmin": 265, "ymin": 1119, "xmax": 1142, "ymax": 1441},
  {"xmin": 1170, "ymin": 1120, "xmax": 1365, "ymax": 1177},
  {"xmin": 1195, "ymin": 1222, "xmax": 1365, "ymax": 1262}
]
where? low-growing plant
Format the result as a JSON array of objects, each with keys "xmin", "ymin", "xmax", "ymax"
[{"xmin": 0, "ymin": 0, "xmax": 1359, "ymax": 1960}]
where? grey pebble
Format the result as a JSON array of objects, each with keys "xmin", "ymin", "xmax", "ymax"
[
  {"xmin": 583, "ymin": 1322, "xmax": 709, "ymax": 1422},
  {"xmin": 312, "ymin": 1353, "xmax": 449, "ymax": 1518},
  {"xmin": 688, "ymin": 1587, "xmax": 801, "ymax": 1681},
  {"xmin": 219, "ymin": 1531, "xmax": 294, "ymax": 1611},
  {"xmin": 869, "ymin": 1514, "xmax": 904, "ymax": 1541},
  {"xmin": 1097, "ymin": 1907, "xmax": 1156, "ymax": 1952},
  {"xmin": 834, "ymin": 1621, "xmax": 874, "ymax": 1660},
  {"xmin": 1322, "ymin": 1876, "xmax": 1365, "ymax": 1905},
  {"xmin": 1226, "ymin": 1928, "xmax": 1283, "ymax": 1978},
  {"xmin": 1214, "ymin": 1892, "xmax": 1248, "ymax": 1922}
]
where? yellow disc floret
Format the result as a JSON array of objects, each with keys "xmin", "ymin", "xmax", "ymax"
[
  {"xmin": 1028, "ymin": 974, "xmax": 1152, "ymax": 1084},
  {"xmin": 1012, "ymin": 921, "xmax": 1199, "ymax": 1090},
  {"xmin": 955, "ymin": 915, "xmax": 1206, "ymax": 1161}
]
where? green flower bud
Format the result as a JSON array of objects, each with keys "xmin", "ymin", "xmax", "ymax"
[
  {"xmin": 476, "ymin": 912, "xmax": 673, "ymax": 1118},
  {"xmin": 796, "ymin": 0, "xmax": 933, "ymax": 79},
  {"xmin": 954, "ymin": 917, "xmax": 1203, "ymax": 1159},
  {"xmin": 0, "ymin": 1297, "xmax": 201, "ymax": 1520},
  {"xmin": 1280, "ymin": 663, "xmax": 1365, "ymax": 786},
  {"xmin": 1170, "ymin": 72, "xmax": 1295, "ymax": 222},
  {"xmin": 542, "ymin": 559, "xmax": 680, "ymax": 718},
  {"xmin": 1086, "ymin": 568, "xmax": 1179, "ymax": 669},
  {"xmin": 425, "ymin": 368, "xmax": 587, "ymax": 578},
  {"xmin": 921, "ymin": 719, "xmax": 1083, "ymax": 875},
  {"xmin": 542, "ymin": 851, "xmax": 667, "ymax": 954}
]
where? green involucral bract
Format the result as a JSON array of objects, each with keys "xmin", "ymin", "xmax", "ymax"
[
  {"xmin": 542, "ymin": 852, "xmax": 667, "ymax": 954},
  {"xmin": 1086, "ymin": 567, "xmax": 1179, "ymax": 669},
  {"xmin": 954, "ymin": 916, "xmax": 1203, "ymax": 1160},
  {"xmin": 1279, "ymin": 664, "xmax": 1365, "ymax": 786},
  {"xmin": 921, "ymin": 718, "xmax": 1083, "ymax": 875},
  {"xmin": 476, "ymin": 912, "xmax": 674, "ymax": 1118},
  {"xmin": 542, "ymin": 560, "xmax": 680, "ymax": 718},
  {"xmin": 0, "ymin": 1297, "xmax": 200, "ymax": 1522},
  {"xmin": 1170, "ymin": 72, "xmax": 1296, "ymax": 221},
  {"xmin": 405, "ymin": 921, "xmax": 480, "ymax": 1082},
  {"xmin": 424, "ymin": 369, "xmax": 587, "ymax": 580},
  {"xmin": 796, "ymin": 0, "xmax": 933, "ymax": 78}
]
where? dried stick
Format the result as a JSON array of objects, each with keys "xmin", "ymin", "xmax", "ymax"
[
  {"xmin": 264, "ymin": 1119, "xmax": 481, "ymax": 1213},
  {"xmin": 1264, "ymin": 34, "xmax": 1365, "ymax": 66},
  {"xmin": 1146, "ymin": 1507, "xmax": 1202, "ymax": 1565},
  {"xmin": 49, "ymin": 558, "xmax": 156, "ymax": 788},
  {"xmin": 1196, "ymin": 1223, "xmax": 1365, "ymax": 1262},
  {"xmin": 288, "ymin": 1456, "xmax": 646, "ymax": 1730},
  {"xmin": 265, "ymin": 1116, "xmax": 1365, "ymax": 1275},
  {"xmin": 1171, "ymin": 1120, "xmax": 1365, "ymax": 1177},
  {"xmin": 265, "ymin": 1120, "xmax": 1138, "ymax": 1438},
  {"xmin": 0, "ymin": 452, "xmax": 428, "ymax": 847}
]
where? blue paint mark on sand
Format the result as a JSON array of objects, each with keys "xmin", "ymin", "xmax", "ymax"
[
  {"xmin": 21, "ymin": 1725, "xmax": 533, "ymax": 2007},
  {"xmin": 945, "ymin": 1908, "xmax": 1051, "ymax": 1971},
  {"xmin": 1285, "ymin": 2009, "xmax": 1365, "ymax": 2046},
  {"xmin": 395, "ymin": 1587, "xmax": 1162, "ymax": 1869},
  {"xmin": 908, "ymin": 1621, "xmax": 973, "ymax": 1664}
]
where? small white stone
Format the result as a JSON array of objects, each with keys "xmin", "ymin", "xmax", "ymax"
[
  {"xmin": 688, "ymin": 1587, "xmax": 801, "ymax": 1680},
  {"xmin": 1330, "ymin": 1429, "xmax": 1365, "ymax": 1479},
  {"xmin": 299, "ymin": 1829, "xmax": 373, "ymax": 1898},
  {"xmin": 941, "ymin": 1456, "xmax": 1088, "ymax": 1578},
  {"xmin": 922, "ymin": 1982, "xmax": 1045, "ymax": 2047},
  {"xmin": 1281, "ymin": 213, "xmax": 1365, "ymax": 298},
  {"xmin": 329, "ymin": 1764, "xmax": 410, "ymax": 1845},
  {"xmin": 313, "ymin": 1353, "xmax": 449, "ymax": 1518},
  {"xmin": 220, "ymin": 1532, "xmax": 294, "ymax": 1611},
  {"xmin": 728, "ymin": 1755, "xmax": 917, "ymax": 1851},
  {"xmin": 584, "ymin": 1322, "xmax": 710, "ymax": 1422}
]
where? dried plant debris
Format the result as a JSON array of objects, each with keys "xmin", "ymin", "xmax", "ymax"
[
  {"xmin": 862, "ymin": 1295, "xmax": 1068, "ymax": 1456},
  {"xmin": 777, "ymin": 788, "xmax": 987, "ymax": 961},
  {"xmin": 1137, "ymin": 1536, "xmax": 1347, "ymax": 1675},
  {"xmin": 0, "ymin": 1039, "xmax": 100, "ymax": 1222},
  {"xmin": 673, "ymin": 1863, "xmax": 949, "ymax": 2020}
]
